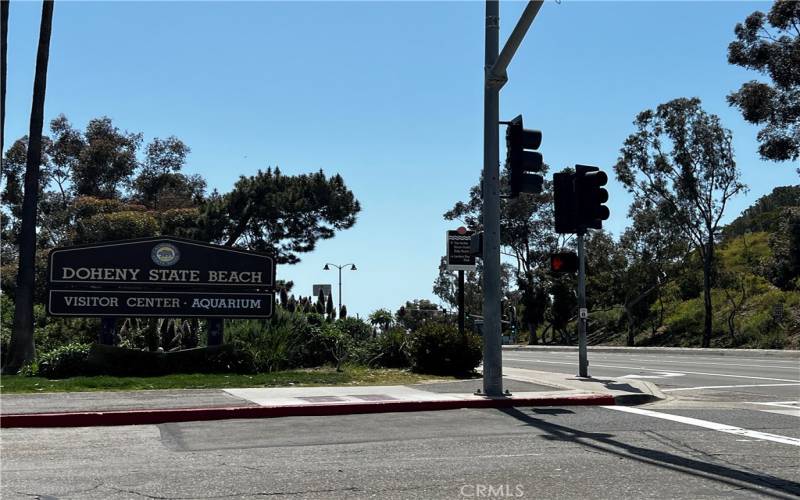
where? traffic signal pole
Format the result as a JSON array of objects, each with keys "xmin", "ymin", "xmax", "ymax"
[
  {"xmin": 577, "ymin": 231, "xmax": 589, "ymax": 377},
  {"xmin": 482, "ymin": 0, "xmax": 543, "ymax": 397},
  {"xmin": 483, "ymin": 0, "xmax": 502, "ymax": 397}
]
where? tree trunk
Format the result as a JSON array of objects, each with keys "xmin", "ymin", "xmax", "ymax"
[
  {"xmin": 526, "ymin": 322, "xmax": 537, "ymax": 345},
  {"xmin": 701, "ymin": 239, "xmax": 714, "ymax": 348},
  {"xmin": 1, "ymin": 0, "xmax": 9, "ymax": 158},
  {"xmin": 5, "ymin": 0, "xmax": 54, "ymax": 373},
  {"xmin": 625, "ymin": 305, "xmax": 635, "ymax": 347}
]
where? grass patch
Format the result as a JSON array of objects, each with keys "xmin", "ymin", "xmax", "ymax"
[{"xmin": 0, "ymin": 366, "xmax": 457, "ymax": 394}]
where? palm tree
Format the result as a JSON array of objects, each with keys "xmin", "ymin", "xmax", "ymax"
[
  {"xmin": 5, "ymin": 0, "xmax": 54, "ymax": 373},
  {"xmin": 368, "ymin": 308, "xmax": 393, "ymax": 335},
  {"xmin": 1, "ymin": 0, "xmax": 9, "ymax": 158}
]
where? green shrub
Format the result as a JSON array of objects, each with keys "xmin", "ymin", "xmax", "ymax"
[
  {"xmin": 225, "ymin": 309, "xmax": 331, "ymax": 372},
  {"xmin": 315, "ymin": 322, "xmax": 353, "ymax": 371},
  {"xmin": 0, "ymin": 294, "xmax": 13, "ymax": 364},
  {"xmin": 336, "ymin": 317, "xmax": 373, "ymax": 342},
  {"xmin": 85, "ymin": 344, "xmax": 255, "ymax": 376},
  {"xmin": 206, "ymin": 346, "xmax": 256, "ymax": 373},
  {"xmin": 35, "ymin": 315, "xmax": 99, "ymax": 354},
  {"xmin": 18, "ymin": 361, "xmax": 39, "ymax": 377},
  {"xmin": 408, "ymin": 322, "xmax": 481, "ymax": 375},
  {"xmin": 227, "ymin": 316, "xmax": 299, "ymax": 372},
  {"xmin": 349, "ymin": 337, "xmax": 380, "ymax": 366},
  {"xmin": 159, "ymin": 208, "xmax": 202, "ymax": 238},
  {"xmin": 75, "ymin": 210, "xmax": 159, "ymax": 244},
  {"xmin": 373, "ymin": 327, "xmax": 411, "ymax": 368},
  {"xmin": 38, "ymin": 343, "xmax": 92, "ymax": 379}
]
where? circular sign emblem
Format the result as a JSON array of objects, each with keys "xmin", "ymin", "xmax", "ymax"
[{"xmin": 151, "ymin": 243, "xmax": 180, "ymax": 267}]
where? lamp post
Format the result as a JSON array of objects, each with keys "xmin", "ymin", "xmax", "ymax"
[{"xmin": 323, "ymin": 263, "xmax": 356, "ymax": 315}]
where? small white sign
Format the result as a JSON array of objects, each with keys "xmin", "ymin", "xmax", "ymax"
[{"xmin": 579, "ymin": 308, "xmax": 588, "ymax": 319}]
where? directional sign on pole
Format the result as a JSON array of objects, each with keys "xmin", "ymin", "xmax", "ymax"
[
  {"xmin": 446, "ymin": 227, "xmax": 477, "ymax": 272},
  {"xmin": 312, "ymin": 284, "xmax": 332, "ymax": 299}
]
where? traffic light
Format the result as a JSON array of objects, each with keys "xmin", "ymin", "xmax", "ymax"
[
  {"xmin": 550, "ymin": 252, "xmax": 578, "ymax": 273},
  {"xmin": 553, "ymin": 171, "xmax": 578, "ymax": 234},
  {"xmin": 505, "ymin": 115, "xmax": 544, "ymax": 197},
  {"xmin": 575, "ymin": 165, "xmax": 610, "ymax": 230}
]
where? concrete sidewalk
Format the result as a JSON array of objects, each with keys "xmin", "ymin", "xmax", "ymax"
[{"xmin": 0, "ymin": 370, "xmax": 662, "ymax": 428}]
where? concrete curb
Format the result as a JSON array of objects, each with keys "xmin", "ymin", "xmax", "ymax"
[
  {"xmin": 0, "ymin": 393, "xmax": 615, "ymax": 428},
  {"xmin": 502, "ymin": 345, "xmax": 800, "ymax": 358},
  {"xmin": 499, "ymin": 368, "xmax": 666, "ymax": 406},
  {"xmin": 611, "ymin": 390, "xmax": 660, "ymax": 406}
]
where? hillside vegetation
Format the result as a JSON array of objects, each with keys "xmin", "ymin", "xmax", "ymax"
[{"xmin": 583, "ymin": 186, "xmax": 800, "ymax": 349}]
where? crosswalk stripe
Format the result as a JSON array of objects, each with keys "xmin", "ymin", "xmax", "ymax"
[
  {"xmin": 662, "ymin": 383, "xmax": 800, "ymax": 392},
  {"xmin": 603, "ymin": 406, "xmax": 800, "ymax": 447}
]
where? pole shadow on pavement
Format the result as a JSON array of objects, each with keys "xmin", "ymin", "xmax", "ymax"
[{"xmin": 497, "ymin": 407, "xmax": 800, "ymax": 499}]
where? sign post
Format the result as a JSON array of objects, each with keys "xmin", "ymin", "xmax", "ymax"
[
  {"xmin": 208, "ymin": 318, "xmax": 224, "ymax": 346},
  {"xmin": 447, "ymin": 227, "xmax": 476, "ymax": 337},
  {"xmin": 100, "ymin": 317, "xmax": 116, "ymax": 345},
  {"xmin": 458, "ymin": 270, "xmax": 465, "ymax": 336}
]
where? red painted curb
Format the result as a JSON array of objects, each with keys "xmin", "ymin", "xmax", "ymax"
[{"xmin": 0, "ymin": 393, "xmax": 614, "ymax": 428}]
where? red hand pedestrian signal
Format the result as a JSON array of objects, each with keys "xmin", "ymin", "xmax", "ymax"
[{"xmin": 550, "ymin": 252, "xmax": 578, "ymax": 273}]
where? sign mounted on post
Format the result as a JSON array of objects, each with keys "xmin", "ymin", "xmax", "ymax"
[
  {"xmin": 47, "ymin": 237, "xmax": 275, "ymax": 319},
  {"xmin": 49, "ymin": 237, "xmax": 274, "ymax": 288},
  {"xmin": 312, "ymin": 284, "xmax": 332, "ymax": 299},
  {"xmin": 48, "ymin": 290, "xmax": 274, "ymax": 318},
  {"xmin": 446, "ymin": 227, "xmax": 476, "ymax": 271}
]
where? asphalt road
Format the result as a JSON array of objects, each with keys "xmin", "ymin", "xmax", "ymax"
[
  {"xmin": 2, "ymin": 350, "xmax": 798, "ymax": 500},
  {"xmin": 2, "ymin": 405, "xmax": 798, "ymax": 499},
  {"xmin": 503, "ymin": 349, "xmax": 800, "ymax": 403}
]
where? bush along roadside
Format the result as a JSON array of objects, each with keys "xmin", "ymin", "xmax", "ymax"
[
  {"xmin": 37, "ymin": 343, "xmax": 93, "ymax": 379},
  {"xmin": 6, "ymin": 302, "xmax": 484, "ymax": 379},
  {"xmin": 408, "ymin": 322, "xmax": 482, "ymax": 376}
]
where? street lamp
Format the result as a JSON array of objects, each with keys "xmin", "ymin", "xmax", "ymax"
[{"xmin": 323, "ymin": 263, "xmax": 356, "ymax": 315}]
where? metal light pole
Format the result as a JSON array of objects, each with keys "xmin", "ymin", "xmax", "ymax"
[
  {"xmin": 323, "ymin": 263, "xmax": 356, "ymax": 314},
  {"xmin": 481, "ymin": 0, "xmax": 544, "ymax": 397}
]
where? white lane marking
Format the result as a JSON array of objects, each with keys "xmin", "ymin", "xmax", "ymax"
[
  {"xmin": 662, "ymin": 383, "xmax": 800, "ymax": 392},
  {"xmin": 621, "ymin": 358, "xmax": 800, "ymax": 371},
  {"xmin": 760, "ymin": 409, "xmax": 800, "ymax": 418},
  {"xmin": 509, "ymin": 352, "xmax": 800, "ymax": 367},
  {"xmin": 750, "ymin": 401, "xmax": 800, "ymax": 409},
  {"xmin": 621, "ymin": 372, "xmax": 685, "ymax": 379},
  {"xmin": 503, "ymin": 357, "xmax": 800, "ymax": 383},
  {"xmin": 603, "ymin": 406, "xmax": 800, "ymax": 447}
]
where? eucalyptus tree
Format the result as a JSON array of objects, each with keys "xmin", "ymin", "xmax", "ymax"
[
  {"xmin": 615, "ymin": 97, "xmax": 746, "ymax": 347},
  {"xmin": 728, "ymin": 0, "xmax": 800, "ymax": 164},
  {"xmin": 72, "ymin": 117, "xmax": 142, "ymax": 198},
  {"xmin": 617, "ymin": 199, "xmax": 691, "ymax": 345}
]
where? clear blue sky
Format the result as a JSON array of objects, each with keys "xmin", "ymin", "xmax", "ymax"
[{"xmin": 6, "ymin": 1, "xmax": 798, "ymax": 318}]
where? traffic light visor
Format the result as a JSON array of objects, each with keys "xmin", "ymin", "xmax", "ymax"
[{"xmin": 584, "ymin": 170, "xmax": 607, "ymax": 186}]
